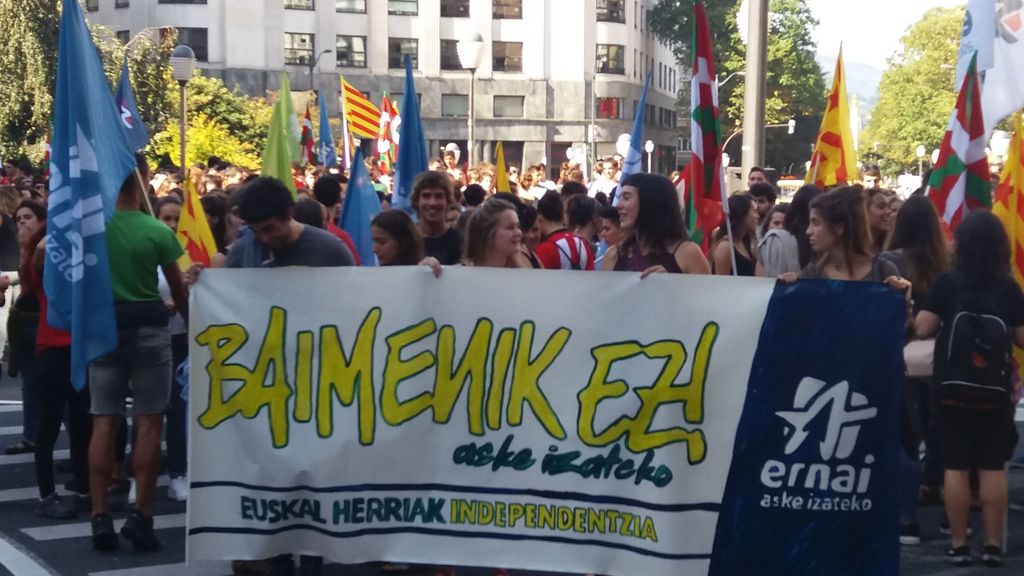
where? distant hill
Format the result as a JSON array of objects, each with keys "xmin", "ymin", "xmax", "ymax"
[{"xmin": 817, "ymin": 54, "xmax": 883, "ymax": 125}]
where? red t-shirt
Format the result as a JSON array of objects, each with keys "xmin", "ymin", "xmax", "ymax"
[
  {"xmin": 328, "ymin": 221, "xmax": 362, "ymax": 266},
  {"xmin": 30, "ymin": 262, "xmax": 71, "ymax": 352},
  {"xmin": 535, "ymin": 230, "xmax": 595, "ymax": 271}
]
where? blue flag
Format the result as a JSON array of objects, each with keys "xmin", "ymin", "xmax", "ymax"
[
  {"xmin": 45, "ymin": 0, "xmax": 138, "ymax": 391},
  {"xmin": 114, "ymin": 57, "xmax": 149, "ymax": 152},
  {"xmin": 392, "ymin": 55, "xmax": 427, "ymax": 214},
  {"xmin": 340, "ymin": 149, "xmax": 382, "ymax": 266},
  {"xmin": 613, "ymin": 71, "xmax": 651, "ymax": 206},
  {"xmin": 317, "ymin": 90, "xmax": 338, "ymax": 167}
]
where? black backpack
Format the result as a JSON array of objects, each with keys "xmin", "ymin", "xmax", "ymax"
[
  {"xmin": 938, "ymin": 273, "xmax": 1014, "ymax": 407},
  {"xmin": 554, "ymin": 237, "xmax": 584, "ymax": 271}
]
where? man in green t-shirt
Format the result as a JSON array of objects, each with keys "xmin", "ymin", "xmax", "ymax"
[{"xmin": 88, "ymin": 158, "xmax": 188, "ymax": 553}]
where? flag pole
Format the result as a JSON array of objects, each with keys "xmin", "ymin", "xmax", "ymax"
[
  {"xmin": 724, "ymin": 203, "xmax": 738, "ymax": 276},
  {"xmin": 135, "ymin": 169, "xmax": 153, "ymax": 216},
  {"xmin": 340, "ymin": 78, "xmax": 352, "ymax": 171}
]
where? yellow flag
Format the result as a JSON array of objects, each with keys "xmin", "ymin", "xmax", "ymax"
[
  {"xmin": 495, "ymin": 142, "xmax": 511, "ymax": 193},
  {"xmin": 176, "ymin": 175, "xmax": 219, "ymax": 269},
  {"xmin": 993, "ymin": 113, "xmax": 1024, "ymax": 371},
  {"xmin": 808, "ymin": 49, "xmax": 858, "ymax": 188}
]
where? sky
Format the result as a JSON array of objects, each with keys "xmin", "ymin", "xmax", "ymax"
[{"xmin": 806, "ymin": 0, "xmax": 964, "ymax": 68}]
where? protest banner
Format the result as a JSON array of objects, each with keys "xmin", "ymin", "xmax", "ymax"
[{"xmin": 187, "ymin": 268, "xmax": 905, "ymax": 576}]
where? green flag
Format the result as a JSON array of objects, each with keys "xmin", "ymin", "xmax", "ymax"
[{"xmin": 262, "ymin": 73, "xmax": 298, "ymax": 196}]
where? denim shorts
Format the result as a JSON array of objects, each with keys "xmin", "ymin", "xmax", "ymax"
[{"xmin": 89, "ymin": 326, "xmax": 172, "ymax": 416}]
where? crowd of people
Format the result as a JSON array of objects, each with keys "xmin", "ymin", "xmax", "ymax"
[{"xmin": 1, "ymin": 147, "xmax": 1023, "ymax": 573}]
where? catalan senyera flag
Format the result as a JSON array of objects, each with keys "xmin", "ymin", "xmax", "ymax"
[
  {"xmin": 992, "ymin": 113, "xmax": 1024, "ymax": 372},
  {"xmin": 808, "ymin": 49, "xmax": 858, "ymax": 189},
  {"xmin": 495, "ymin": 141, "xmax": 511, "ymax": 193},
  {"xmin": 376, "ymin": 93, "xmax": 399, "ymax": 172},
  {"xmin": 177, "ymin": 176, "xmax": 219, "ymax": 269},
  {"xmin": 341, "ymin": 77, "xmax": 381, "ymax": 139}
]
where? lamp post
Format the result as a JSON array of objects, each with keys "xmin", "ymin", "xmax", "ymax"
[
  {"xmin": 644, "ymin": 140, "xmax": 655, "ymax": 173},
  {"xmin": 915, "ymin": 144, "xmax": 926, "ymax": 176},
  {"xmin": 457, "ymin": 32, "xmax": 485, "ymax": 166},
  {"xmin": 308, "ymin": 48, "xmax": 331, "ymax": 92},
  {"xmin": 169, "ymin": 45, "xmax": 196, "ymax": 175}
]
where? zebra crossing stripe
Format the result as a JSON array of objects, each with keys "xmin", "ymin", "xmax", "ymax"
[
  {"xmin": 0, "ymin": 532, "xmax": 57, "ymax": 576},
  {"xmin": 0, "ymin": 405, "xmax": 24, "ymax": 413},
  {"xmin": 21, "ymin": 513, "xmax": 186, "ymax": 541},
  {"xmin": 0, "ymin": 476, "xmax": 171, "ymax": 503}
]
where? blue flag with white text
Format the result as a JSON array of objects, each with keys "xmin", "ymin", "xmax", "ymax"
[
  {"xmin": 317, "ymin": 91, "xmax": 338, "ymax": 167},
  {"xmin": 114, "ymin": 57, "xmax": 150, "ymax": 152},
  {"xmin": 45, "ymin": 0, "xmax": 138, "ymax": 390},
  {"xmin": 340, "ymin": 149, "xmax": 382, "ymax": 266},
  {"xmin": 613, "ymin": 72, "xmax": 651, "ymax": 206},
  {"xmin": 392, "ymin": 55, "xmax": 427, "ymax": 214}
]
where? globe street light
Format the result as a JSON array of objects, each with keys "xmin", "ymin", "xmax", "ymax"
[
  {"xmin": 644, "ymin": 140, "xmax": 655, "ymax": 173},
  {"xmin": 457, "ymin": 32, "xmax": 485, "ymax": 166},
  {"xmin": 170, "ymin": 45, "xmax": 197, "ymax": 175},
  {"xmin": 916, "ymin": 144, "xmax": 926, "ymax": 176}
]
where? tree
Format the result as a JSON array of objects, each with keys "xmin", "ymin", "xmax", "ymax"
[
  {"xmin": 150, "ymin": 113, "xmax": 262, "ymax": 169},
  {"xmin": 861, "ymin": 7, "xmax": 962, "ymax": 174},
  {"xmin": 0, "ymin": 0, "xmax": 59, "ymax": 162},
  {"xmin": 651, "ymin": 0, "xmax": 826, "ymax": 176},
  {"xmin": 147, "ymin": 73, "xmax": 274, "ymax": 168}
]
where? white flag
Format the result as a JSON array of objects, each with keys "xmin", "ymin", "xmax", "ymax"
[
  {"xmin": 982, "ymin": 1, "xmax": 1024, "ymax": 135},
  {"xmin": 955, "ymin": 0, "xmax": 995, "ymax": 87}
]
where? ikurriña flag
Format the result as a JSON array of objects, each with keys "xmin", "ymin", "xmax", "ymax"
[
  {"xmin": 177, "ymin": 176, "xmax": 219, "ymax": 268},
  {"xmin": 926, "ymin": 52, "xmax": 991, "ymax": 231},
  {"xmin": 687, "ymin": 1, "xmax": 726, "ymax": 255},
  {"xmin": 300, "ymin": 102, "xmax": 315, "ymax": 166},
  {"xmin": 376, "ymin": 92, "xmax": 400, "ymax": 173},
  {"xmin": 45, "ymin": 0, "xmax": 138, "ymax": 390},
  {"xmin": 808, "ymin": 49, "xmax": 857, "ymax": 189}
]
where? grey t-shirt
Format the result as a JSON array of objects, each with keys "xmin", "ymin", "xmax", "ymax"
[
  {"xmin": 800, "ymin": 255, "xmax": 899, "ymax": 282},
  {"xmin": 225, "ymin": 225, "xmax": 354, "ymax": 268}
]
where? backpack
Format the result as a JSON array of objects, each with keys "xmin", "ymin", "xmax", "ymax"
[
  {"xmin": 937, "ymin": 273, "xmax": 1014, "ymax": 408},
  {"xmin": 554, "ymin": 237, "xmax": 584, "ymax": 271}
]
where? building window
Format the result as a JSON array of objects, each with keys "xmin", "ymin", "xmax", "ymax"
[
  {"xmin": 493, "ymin": 0, "xmax": 522, "ymax": 20},
  {"xmin": 388, "ymin": 38, "xmax": 418, "ymax": 69},
  {"xmin": 597, "ymin": 0, "xmax": 625, "ymax": 23},
  {"xmin": 388, "ymin": 0, "xmax": 417, "ymax": 15},
  {"xmin": 441, "ymin": 94, "xmax": 469, "ymax": 117},
  {"xmin": 336, "ymin": 0, "xmax": 365, "ymax": 11},
  {"xmin": 336, "ymin": 35, "xmax": 366, "ymax": 68},
  {"xmin": 392, "ymin": 93, "xmax": 420, "ymax": 110},
  {"xmin": 116, "ymin": 30, "xmax": 130, "ymax": 45},
  {"xmin": 284, "ymin": 0, "xmax": 314, "ymax": 9},
  {"xmin": 178, "ymin": 28, "xmax": 209, "ymax": 61},
  {"xmin": 494, "ymin": 95, "xmax": 524, "ymax": 118},
  {"xmin": 285, "ymin": 33, "xmax": 314, "ymax": 66},
  {"xmin": 596, "ymin": 44, "xmax": 625, "ymax": 75},
  {"xmin": 86, "ymin": 0, "xmax": 98, "ymax": 10},
  {"xmin": 596, "ymin": 97, "xmax": 621, "ymax": 119},
  {"xmin": 116, "ymin": 0, "xmax": 130, "ymax": 8},
  {"xmin": 440, "ymin": 40, "xmax": 462, "ymax": 71},
  {"xmin": 492, "ymin": 41, "xmax": 523, "ymax": 72},
  {"xmin": 441, "ymin": 0, "xmax": 469, "ymax": 18},
  {"xmin": 158, "ymin": 0, "xmax": 208, "ymax": 3}
]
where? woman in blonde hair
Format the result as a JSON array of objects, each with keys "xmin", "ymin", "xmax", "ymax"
[{"xmin": 462, "ymin": 198, "xmax": 531, "ymax": 268}]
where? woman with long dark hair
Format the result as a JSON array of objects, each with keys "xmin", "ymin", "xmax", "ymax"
[
  {"xmin": 879, "ymin": 195, "xmax": 951, "ymax": 546},
  {"xmin": 784, "ymin": 184, "xmax": 823, "ymax": 270},
  {"xmin": 915, "ymin": 210, "xmax": 1024, "ymax": 567},
  {"xmin": 712, "ymin": 194, "xmax": 762, "ymax": 276},
  {"xmin": 602, "ymin": 173, "xmax": 709, "ymax": 276},
  {"xmin": 372, "ymin": 210, "xmax": 425, "ymax": 266}
]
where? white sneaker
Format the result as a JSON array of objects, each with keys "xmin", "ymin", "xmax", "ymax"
[
  {"xmin": 168, "ymin": 476, "xmax": 188, "ymax": 502},
  {"xmin": 127, "ymin": 478, "xmax": 136, "ymax": 505}
]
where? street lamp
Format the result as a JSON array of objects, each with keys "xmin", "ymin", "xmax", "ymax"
[
  {"xmin": 169, "ymin": 45, "xmax": 196, "ymax": 175},
  {"xmin": 644, "ymin": 140, "xmax": 655, "ymax": 173},
  {"xmin": 719, "ymin": 71, "xmax": 745, "ymax": 88},
  {"xmin": 915, "ymin": 144, "xmax": 926, "ymax": 176},
  {"xmin": 457, "ymin": 32, "xmax": 485, "ymax": 166},
  {"xmin": 309, "ymin": 48, "xmax": 331, "ymax": 91}
]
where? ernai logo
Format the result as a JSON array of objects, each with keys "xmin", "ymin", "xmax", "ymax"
[
  {"xmin": 999, "ymin": 0, "xmax": 1024, "ymax": 43},
  {"xmin": 776, "ymin": 377, "xmax": 877, "ymax": 461},
  {"xmin": 758, "ymin": 378, "xmax": 878, "ymax": 512}
]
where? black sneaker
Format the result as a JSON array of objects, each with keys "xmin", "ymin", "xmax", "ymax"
[
  {"xmin": 120, "ymin": 510, "xmax": 161, "ymax": 551},
  {"xmin": 981, "ymin": 545, "xmax": 1003, "ymax": 567},
  {"xmin": 899, "ymin": 522, "xmax": 921, "ymax": 546},
  {"xmin": 35, "ymin": 493, "xmax": 77, "ymax": 519},
  {"xmin": 939, "ymin": 519, "xmax": 973, "ymax": 537},
  {"xmin": 946, "ymin": 545, "xmax": 972, "ymax": 565},
  {"xmin": 91, "ymin": 513, "xmax": 119, "ymax": 551}
]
